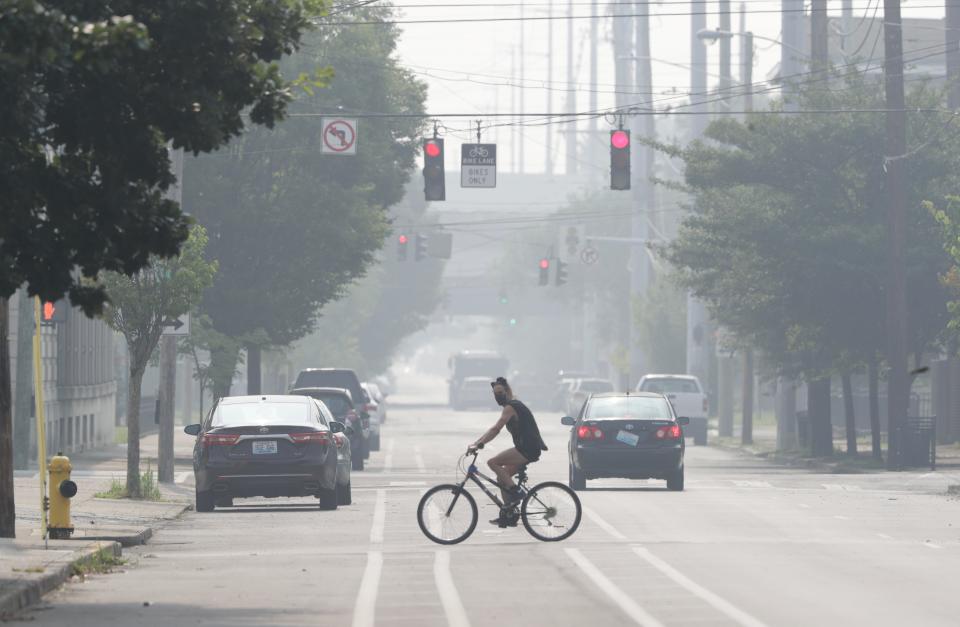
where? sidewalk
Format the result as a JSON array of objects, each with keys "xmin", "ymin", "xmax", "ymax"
[{"xmin": 1, "ymin": 429, "xmax": 195, "ymax": 616}]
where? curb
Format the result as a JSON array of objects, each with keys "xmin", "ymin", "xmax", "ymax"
[
  {"xmin": 711, "ymin": 440, "xmax": 870, "ymax": 474},
  {"xmin": 0, "ymin": 541, "xmax": 122, "ymax": 617},
  {"xmin": 71, "ymin": 503, "xmax": 190, "ymax": 547}
]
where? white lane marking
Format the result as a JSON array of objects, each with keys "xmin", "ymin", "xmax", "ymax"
[
  {"xmin": 833, "ymin": 515, "xmax": 850, "ymax": 521},
  {"xmin": 565, "ymin": 549, "xmax": 664, "ymax": 627},
  {"xmin": 877, "ymin": 533, "xmax": 893, "ymax": 540},
  {"xmin": 370, "ymin": 489, "xmax": 386, "ymax": 544},
  {"xmin": 632, "ymin": 547, "xmax": 768, "ymax": 627},
  {"xmin": 352, "ymin": 551, "xmax": 383, "ymax": 627},
  {"xmin": 414, "ymin": 445, "xmax": 426, "ymax": 472},
  {"xmin": 383, "ymin": 439, "xmax": 394, "ymax": 473},
  {"xmin": 175, "ymin": 471, "xmax": 190, "ymax": 484},
  {"xmin": 822, "ymin": 484, "xmax": 862, "ymax": 491},
  {"xmin": 434, "ymin": 551, "xmax": 472, "ymax": 627},
  {"xmin": 584, "ymin": 507, "xmax": 628, "ymax": 541},
  {"xmin": 798, "ymin": 504, "xmax": 811, "ymax": 509},
  {"xmin": 389, "ymin": 481, "xmax": 426, "ymax": 486},
  {"xmin": 923, "ymin": 541, "xmax": 943, "ymax": 550}
]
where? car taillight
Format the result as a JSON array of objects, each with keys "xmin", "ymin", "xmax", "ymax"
[
  {"xmin": 363, "ymin": 403, "xmax": 376, "ymax": 412},
  {"xmin": 577, "ymin": 426, "xmax": 604, "ymax": 440},
  {"xmin": 655, "ymin": 425, "xmax": 682, "ymax": 440},
  {"xmin": 291, "ymin": 432, "xmax": 331, "ymax": 444},
  {"xmin": 201, "ymin": 433, "xmax": 240, "ymax": 447}
]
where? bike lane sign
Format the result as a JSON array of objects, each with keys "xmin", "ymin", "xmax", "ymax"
[
  {"xmin": 321, "ymin": 118, "xmax": 358, "ymax": 155},
  {"xmin": 461, "ymin": 143, "xmax": 496, "ymax": 188}
]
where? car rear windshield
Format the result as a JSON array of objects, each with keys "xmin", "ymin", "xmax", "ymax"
[
  {"xmin": 580, "ymin": 380, "xmax": 614, "ymax": 393},
  {"xmin": 213, "ymin": 402, "xmax": 312, "ymax": 427},
  {"xmin": 640, "ymin": 378, "xmax": 701, "ymax": 394},
  {"xmin": 313, "ymin": 395, "xmax": 352, "ymax": 416},
  {"xmin": 295, "ymin": 371, "xmax": 359, "ymax": 395},
  {"xmin": 585, "ymin": 397, "xmax": 673, "ymax": 420}
]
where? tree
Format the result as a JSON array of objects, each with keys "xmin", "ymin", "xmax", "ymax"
[
  {"xmin": 184, "ymin": 6, "xmax": 428, "ymax": 396},
  {"xmin": 0, "ymin": 0, "xmax": 325, "ymax": 536},
  {"xmin": 102, "ymin": 226, "xmax": 217, "ymax": 497},
  {"xmin": 663, "ymin": 73, "xmax": 954, "ymax": 456}
]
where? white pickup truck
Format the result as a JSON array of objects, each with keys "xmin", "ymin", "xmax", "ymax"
[{"xmin": 635, "ymin": 374, "xmax": 709, "ymax": 445}]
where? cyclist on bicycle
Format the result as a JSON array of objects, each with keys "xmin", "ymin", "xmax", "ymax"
[{"xmin": 467, "ymin": 376, "xmax": 548, "ymax": 527}]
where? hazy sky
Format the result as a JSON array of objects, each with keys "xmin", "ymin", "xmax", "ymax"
[{"xmin": 388, "ymin": 0, "xmax": 946, "ymax": 175}]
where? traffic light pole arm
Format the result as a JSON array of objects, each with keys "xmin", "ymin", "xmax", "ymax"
[{"xmin": 585, "ymin": 236, "xmax": 663, "ymax": 244}]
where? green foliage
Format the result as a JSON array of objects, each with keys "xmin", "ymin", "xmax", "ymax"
[
  {"xmin": 184, "ymin": 5, "xmax": 428, "ymax": 391},
  {"xmin": 0, "ymin": 0, "xmax": 327, "ymax": 313},
  {"xmin": 665, "ymin": 73, "xmax": 954, "ymax": 377},
  {"xmin": 634, "ymin": 277, "xmax": 687, "ymax": 374},
  {"xmin": 94, "ymin": 465, "xmax": 163, "ymax": 501},
  {"xmin": 928, "ymin": 196, "xmax": 960, "ymax": 335}
]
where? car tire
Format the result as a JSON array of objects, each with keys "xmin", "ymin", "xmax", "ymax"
[
  {"xmin": 352, "ymin": 449, "xmax": 364, "ymax": 471},
  {"xmin": 337, "ymin": 481, "xmax": 352, "ymax": 505},
  {"xmin": 318, "ymin": 487, "xmax": 338, "ymax": 510},
  {"xmin": 666, "ymin": 467, "xmax": 685, "ymax": 491},
  {"xmin": 369, "ymin": 433, "xmax": 381, "ymax": 452},
  {"xmin": 362, "ymin": 436, "xmax": 370, "ymax": 460},
  {"xmin": 196, "ymin": 488, "xmax": 215, "ymax": 513},
  {"xmin": 569, "ymin": 463, "xmax": 586, "ymax": 491}
]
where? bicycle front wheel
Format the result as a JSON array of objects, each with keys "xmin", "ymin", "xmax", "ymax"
[
  {"xmin": 521, "ymin": 481, "xmax": 582, "ymax": 542},
  {"xmin": 417, "ymin": 484, "xmax": 478, "ymax": 545}
]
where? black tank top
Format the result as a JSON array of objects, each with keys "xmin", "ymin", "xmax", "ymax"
[{"xmin": 505, "ymin": 399, "xmax": 548, "ymax": 462}]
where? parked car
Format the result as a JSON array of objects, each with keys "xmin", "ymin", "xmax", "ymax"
[
  {"xmin": 363, "ymin": 381, "xmax": 388, "ymax": 422},
  {"xmin": 184, "ymin": 395, "xmax": 350, "ymax": 511},
  {"xmin": 292, "ymin": 368, "xmax": 377, "ymax": 459},
  {"xmin": 562, "ymin": 392, "xmax": 688, "ymax": 491},
  {"xmin": 636, "ymin": 374, "xmax": 708, "ymax": 445},
  {"xmin": 564, "ymin": 378, "xmax": 616, "ymax": 417},
  {"xmin": 289, "ymin": 387, "xmax": 367, "ymax": 471},
  {"xmin": 361, "ymin": 382, "xmax": 384, "ymax": 450},
  {"xmin": 454, "ymin": 376, "xmax": 497, "ymax": 410}
]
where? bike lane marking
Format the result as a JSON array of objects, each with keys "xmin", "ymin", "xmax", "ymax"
[
  {"xmin": 584, "ymin": 507, "xmax": 628, "ymax": 540},
  {"xmin": 370, "ymin": 488, "xmax": 386, "ymax": 544},
  {"xmin": 353, "ymin": 489, "xmax": 387, "ymax": 627},
  {"xmin": 434, "ymin": 551, "xmax": 472, "ymax": 627},
  {"xmin": 565, "ymin": 548, "xmax": 665, "ymax": 627},
  {"xmin": 632, "ymin": 547, "xmax": 768, "ymax": 627},
  {"xmin": 383, "ymin": 438, "xmax": 394, "ymax": 473}
]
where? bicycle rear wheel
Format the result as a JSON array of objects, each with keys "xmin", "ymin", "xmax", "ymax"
[
  {"xmin": 417, "ymin": 484, "xmax": 478, "ymax": 545},
  {"xmin": 520, "ymin": 481, "xmax": 582, "ymax": 542}
]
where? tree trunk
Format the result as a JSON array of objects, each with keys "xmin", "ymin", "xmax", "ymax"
[
  {"xmin": 869, "ymin": 360, "xmax": 882, "ymax": 460},
  {"xmin": 717, "ymin": 355, "xmax": 734, "ymax": 437},
  {"xmin": 126, "ymin": 365, "xmax": 145, "ymax": 498},
  {"xmin": 14, "ymin": 290, "xmax": 33, "ymax": 469},
  {"xmin": 775, "ymin": 377, "xmax": 798, "ymax": 450},
  {"xmin": 842, "ymin": 372, "xmax": 857, "ymax": 456},
  {"xmin": 807, "ymin": 376, "xmax": 833, "ymax": 457},
  {"xmin": 0, "ymin": 298, "xmax": 16, "ymax": 537},
  {"xmin": 246, "ymin": 343, "xmax": 261, "ymax": 395},
  {"xmin": 157, "ymin": 336, "xmax": 177, "ymax": 483},
  {"xmin": 741, "ymin": 348, "xmax": 754, "ymax": 444},
  {"xmin": 210, "ymin": 343, "xmax": 238, "ymax": 401}
]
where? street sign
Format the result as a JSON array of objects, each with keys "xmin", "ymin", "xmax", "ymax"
[
  {"xmin": 321, "ymin": 118, "xmax": 358, "ymax": 155},
  {"xmin": 162, "ymin": 313, "xmax": 190, "ymax": 336},
  {"xmin": 580, "ymin": 246, "xmax": 599, "ymax": 265},
  {"xmin": 460, "ymin": 143, "xmax": 496, "ymax": 188}
]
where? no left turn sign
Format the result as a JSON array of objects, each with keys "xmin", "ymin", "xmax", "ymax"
[{"xmin": 321, "ymin": 118, "xmax": 358, "ymax": 155}]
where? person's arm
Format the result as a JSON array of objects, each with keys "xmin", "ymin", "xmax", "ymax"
[{"xmin": 469, "ymin": 405, "xmax": 517, "ymax": 451}]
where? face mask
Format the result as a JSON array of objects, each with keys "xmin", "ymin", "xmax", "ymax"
[{"xmin": 494, "ymin": 392, "xmax": 508, "ymax": 406}]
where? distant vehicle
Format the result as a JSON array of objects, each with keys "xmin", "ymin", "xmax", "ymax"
[
  {"xmin": 361, "ymin": 382, "xmax": 383, "ymax": 450},
  {"xmin": 448, "ymin": 351, "xmax": 509, "ymax": 410},
  {"xmin": 184, "ymin": 395, "xmax": 350, "ymax": 511},
  {"xmin": 562, "ymin": 393, "xmax": 688, "ymax": 491},
  {"xmin": 290, "ymin": 387, "xmax": 367, "ymax": 471},
  {"xmin": 564, "ymin": 378, "xmax": 616, "ymax": 417},
  {"xmin": 636, "ymin": 374, "xmax": 708, "ymax": 445},
  {"xmin": 454, "ymin": 376, "xmax": 497, "ymax": 410},
  {"xmin": 292, "ymin": 368, "xmax": 376, "ymax": 457}
]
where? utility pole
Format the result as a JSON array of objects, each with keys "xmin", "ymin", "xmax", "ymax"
[
  {"xmin": 686, "ymin": 0, "xmax": 710, "ymax": 389},
  {"xmin": 842, "ymin": 0, "xmax": 853, "ymax": 55},
  {"xmin": 13, "ymin": 289, "xmax": 33, "ymax": 469},
  {"xmin": 948, "ymin": 0, "xmax": 960, "ymax": 109},
  {"xmin": 511, "ymin": 48, "xmax": 518, "ymax": 172},
  {"xmin": 883, "ymin": 0, "xmax": 908, "ymax": 469},
  {"xmin": 613, "ymin": 1, "xmax": 632, "ymax": 390},
  {"xmin": 719, "ymin": 0, "xmax": 732, "ymax": 99},
  {"xmin": 629, "ymin": 0, "xmax": 655, "ymax": 381},
  {"xmin": 0, "ymin": 297, "xmax": 14, "ymax": 537},
  {"xmin": 546, "ymin": 0, "xmax": 554, "ymax": 175},
  {"xmin": 565, "ymin": 0, "xmax": 577, "ymax": 175},
  {"xmin": 811, "ymin": 0, "xmax": 829, "ymax": 69},
  {"xmin": 589, "ymin": 0, "xmax": 599, "ymax": 181},
  {"xmin": 740, "ymin": 5, "xmax": 753, "ymax": 113},
  {"xmin": 781, "ymin": 0, "xmax": 804, "ymax": 109},
  {"xmin": 519, "ymin": 4, "xmax": 526, "ymax": 175}
]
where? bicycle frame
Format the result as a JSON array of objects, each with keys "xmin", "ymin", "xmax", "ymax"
[{"xmin": 445, "ymin": 452, "xmax": 521, "ymax": 516}]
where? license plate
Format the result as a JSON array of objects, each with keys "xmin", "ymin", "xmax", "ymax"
[
  {"xmin": 616, "ymin": 430, "xmax": 640, "ymax": 447},
  {"xmin": 252, "ymin": 440, "xmax": 278, "ymax": 455}
]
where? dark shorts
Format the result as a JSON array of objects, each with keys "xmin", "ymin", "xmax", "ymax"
[{"xmin": 518, "ymin": 447, "xmax": 541, "ymax": 463}]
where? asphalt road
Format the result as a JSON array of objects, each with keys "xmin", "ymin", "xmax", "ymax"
[{"xmin": 17, "ymin": 397, "xmax": 960, "ymax": 627}]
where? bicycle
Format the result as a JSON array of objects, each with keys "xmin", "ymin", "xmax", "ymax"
[{"xmin": 417, "ymin": 447, "xmax": 582, "ymax": 544}]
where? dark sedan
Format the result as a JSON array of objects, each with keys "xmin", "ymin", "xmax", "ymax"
[
  {"xmin": 185, "ymin": 395, "xmax": 348, "ymax": 511},
  {"xmin": 289, "ymin": 387, "xmax": 367, "ymax": 471},
  {"xmin": 562, "ymin": 392, "xmax": 689, "ymax": 491}
]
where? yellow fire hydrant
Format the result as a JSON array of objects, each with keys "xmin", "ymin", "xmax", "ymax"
[{"xmin": 48, "ymin": 453, "xmax": 77, "ymax": 539}]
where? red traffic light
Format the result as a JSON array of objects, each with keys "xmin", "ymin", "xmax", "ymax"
[
  {"xmin": 539, "ymin": 258, "xmax": 550, "ymax": 270},
  {"xmin": 424, "ymin": 140, "xmax": 442, "ymax": 158},
  {"xmin": 398, "ymin": 234, "xmax": 409, "ymax": 244},
  {"xmin": 611, "ymin": 130, "xmax": 630, "ymax": 149}
]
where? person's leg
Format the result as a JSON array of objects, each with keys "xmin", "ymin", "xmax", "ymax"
[{"xmin": 487, "ymin": 448, "xmax": 529, "ymax": 526}]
